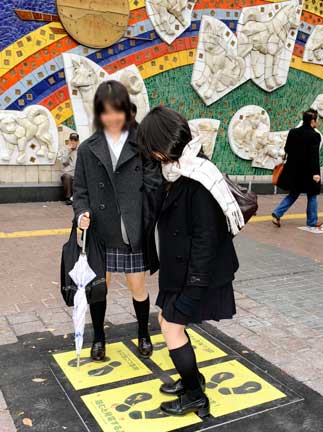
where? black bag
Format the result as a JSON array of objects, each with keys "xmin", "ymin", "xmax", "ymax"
[
  {"xmin": 60, "ymin": 222, "xmax": 107, "ymax": 307},
  {"xmin": 224, "ymin": 174, "xmax": 258, "ymax": 224}
]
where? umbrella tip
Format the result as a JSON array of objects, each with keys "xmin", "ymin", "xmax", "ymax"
[{"xmin": 77, "ymin": 354, "xmax": 80, "ymax": 370}]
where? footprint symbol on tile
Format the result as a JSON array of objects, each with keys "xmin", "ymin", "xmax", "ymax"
[
  {"xmin": 88, "ymin": 360, "xmax": 122, "ymax": 377},
  {"xmin": 115, "ymin": 393, "xmax": 152, "ymax": 412},
  {"xmin": 129, "ymin": 407, "xmax": 169, "ymax": 419},
  {"xmin": 206, "ymin": 372, "xmax": 234, "ymax": 389},
  {"xmin": 219, "ymin": 381, "xmax": 262, "ymax": 395},
  {"xmin": 68, "ymin": 357, "xmax": 93, "ymax": 368},
  {"xmin": 153, "ymin": 342, "xmax": 167, "ymax": 351}
]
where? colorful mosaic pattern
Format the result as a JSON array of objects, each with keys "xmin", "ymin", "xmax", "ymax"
[{"xmin": 0, "ymin": 0, "xmax": 322, "ymax": 175}]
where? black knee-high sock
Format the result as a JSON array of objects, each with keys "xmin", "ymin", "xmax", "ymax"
[
  {"xmin": 133, "ymin": 296, "xmax": 150, "ymax": 338},
  {"xmin": 169, "ymin": 341, "xmax": 203, "ymax": 398},
  {"xmin": 90, "ymin": 300, "xmax": 106, "ymax": 342}
]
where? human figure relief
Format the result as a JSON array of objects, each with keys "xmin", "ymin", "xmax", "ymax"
[
  {"xmin": 119, "ymin": 69, "xmax": 147, "ymax": 122},
  {"xmin": 304, "ymin": 26, "xmax": 323, "ymax": 64},
  {"xmin": 71, "ymin": 58, "xmax": 99, "ymax": 132},
  {"xmin": 238, "ymin": 2, "xmax": 300, "ymax": 90},
  {"xmin": 195, "ymin": 19, "xmax": 245, "ymax": 100}
]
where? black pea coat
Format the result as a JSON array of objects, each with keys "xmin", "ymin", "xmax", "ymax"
[
  {"xmin": 146, "ymin": 177, "xmax": 239, "ymax": 317},
  {"xmin": 278, "ymin": 124, "xmax": 321, "ymax": 196},
  {"xmin": 73, "ymin": 127, "xmax": 145, "ymax": 252}
]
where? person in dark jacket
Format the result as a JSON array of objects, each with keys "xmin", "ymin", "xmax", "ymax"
[
  {"xmin": 137, "ymin": 106, "xmax": 240, "ymax": 418},
  {"xmin": 73, "ymin": 81, "xmax": 153, "ymax": 361},
  {"xmin": 273, "ymin": 109, "xmax": 322, "ymax": 228}
]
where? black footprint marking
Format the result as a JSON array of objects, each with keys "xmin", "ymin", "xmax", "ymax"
[
  {"xmin": 219, "ymin": 381, "xmax": 262, "ymax": 395},
  {"xmin": 88, "ymin": 361, "xmax": 121, "ymax": 377},
  {"xmin": 115, "ymin": 393, "xmax": 152, "ymax": 412},
  {"xmin": 68, "ymin": 357, "xmax": 94, "ymax": 368},
  {"xmin": 154, "ymin": 342, "xmax": 167, "ymax": 351},
  {"xmin": 206, "ymin": 372, "xmax": 234, "ymax": 389},
  {"xmin": 130, "ymin": 407, "xmax": 169, "ymax": 419}
]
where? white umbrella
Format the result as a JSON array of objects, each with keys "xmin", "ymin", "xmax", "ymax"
[{"xmin": 69, "ymin": 230, "xmax": 96, "ymax": 369}]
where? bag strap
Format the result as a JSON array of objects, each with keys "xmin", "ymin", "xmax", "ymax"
[{"xmin": 68, "ymin": 219, "xmax": 78, "ymax": 243}]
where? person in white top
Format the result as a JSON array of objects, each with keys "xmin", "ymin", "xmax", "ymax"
[{"xmin": 73, "ymin": 81, "xmax": 154, "ymax": 361}]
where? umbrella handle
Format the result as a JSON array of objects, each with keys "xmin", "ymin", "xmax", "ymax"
[{"xmin": 82, "ymin": 229, "xmax": 87, "ymax": 254}]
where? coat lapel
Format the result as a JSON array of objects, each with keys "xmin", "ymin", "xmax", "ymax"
[
  {"xmin": 88, "ymin": 131, "xmax": 114, "ymax": 182},
  {"xmin": 116, "ymin": 127, "xmax": 138, "ymax": 170},
  {"xmin": 161, "ymin": 177, "xmax": 185, "ymax": 213}
]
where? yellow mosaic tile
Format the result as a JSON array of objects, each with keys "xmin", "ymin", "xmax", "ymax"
[
  {"xmin": 292, "ymin": 55, "xmax": 323, "ymax": 79},
  {"xmin": 139, "ymin": 49, "xmax": 196, "ymax": 80},
  {"xmin": 52, "ymin": 101, "xmax": 73, "ymax": 125},
  {"xmin": 265, "ymin": 0, "xmax": 323, "ymax": 18},
  {"xmin": 0, "ymin": 23, "xmax": 66, "ymax": 74},
  {"xmin": 129, "ymin": 0, "xmax": 146, "ymax": 10}
]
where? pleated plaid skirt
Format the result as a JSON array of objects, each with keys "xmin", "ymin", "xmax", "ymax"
[{"xmin": 106, "ymin": 247, "xmax": 149, "ymax": 273}]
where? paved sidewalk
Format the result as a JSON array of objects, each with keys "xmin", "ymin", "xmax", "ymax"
[{"xmin": 0, "ymin": 196, "xmax": 322, "ymax": 430}]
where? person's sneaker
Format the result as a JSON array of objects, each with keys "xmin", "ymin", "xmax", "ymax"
[
  {"xmin": 65, "ymin": 199, "xmax": 73, "ymax": 206},
  {"xmin": 272, "ymin": 213, "xmax": 281, "ymax": 227},
  {"xmin": 307, "ymin": 222, "xmax": 323, "ymax": 230}
]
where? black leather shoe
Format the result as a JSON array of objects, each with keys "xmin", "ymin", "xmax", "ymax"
[
  {"xmin": 138, "ymin": 336, "xmax": 153, "ymax": 358},
  {"xmin": 160, "ymin": 392, "xmax": 210, "ymax": 417},
  {"xmin": 91, "ymin": 341, "xmax": 106, "ymax": 361},
  {"xmin": 160, "ymin": 374, "xmax": 206, "ymax": 396}
]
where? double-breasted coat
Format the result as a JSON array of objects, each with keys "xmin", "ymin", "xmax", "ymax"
[
  {"xmin": 145, "ymin": 176, "xmax": 239, "ymax": 321},
  {"xmin": 73, "ymin": 127, "xmax": 145, "ymax": 252},
  {"xmin": 278, "ymin": 124, "xmax": 321, "ymax": 196}
]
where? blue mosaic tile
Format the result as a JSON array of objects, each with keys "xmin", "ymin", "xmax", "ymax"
[{"xmin": 0, "ymin": 0, "xmax": 57, "ymax": 50}]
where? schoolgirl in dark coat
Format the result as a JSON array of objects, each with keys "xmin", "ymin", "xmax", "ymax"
[
  {"xmin": 138, "ymin": 106, "xmax": 239, "ymax": 418},
  {"xmin": 73, "ymin": 81, "xmax": 153, "ymax": 361}
]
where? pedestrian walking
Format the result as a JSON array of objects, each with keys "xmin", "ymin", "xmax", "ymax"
[
  {"xmin": 60, "ymin": 132, "xmax": 79, "ymax": 205},
  {"xmin": 138, "ymin": 106, "xmax": 240, "ymax": 417},
  {"xmin": 73, "ymin": 80, "xmax": 154, "ymax": 361},
  {"xmin": 272, "ymin": 109, "xmax": 322, "ymax": 228}
]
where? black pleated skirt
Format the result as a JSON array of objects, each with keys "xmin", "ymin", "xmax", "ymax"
[{"xmin": 156, "ymin": 282, "xmax": 236, "ymax": 325}]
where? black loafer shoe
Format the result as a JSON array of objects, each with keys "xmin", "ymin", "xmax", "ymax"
[
  {"xmin": 160, "ymin": 393, "xmax": 210, "ymax": 417},
  {"xmin": 160, "ymin": 374, "xmax": 206, "ymax": 396},
  {"xmin": 91, "ymin": 341, "xmax": 106, "ymax": 361},
  {"xmin": 138, "ymin": 336, "xmax": 153, "ymax": 358}
]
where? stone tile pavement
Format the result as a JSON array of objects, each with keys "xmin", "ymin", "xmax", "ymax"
[{"xmin": 0, "ymin": 199, "xmax": 323, "ymax": 431}]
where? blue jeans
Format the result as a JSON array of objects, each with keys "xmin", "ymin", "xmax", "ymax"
[{"xmin": 273, "ymin": 193, "xmax": 318, "ymax": 227}]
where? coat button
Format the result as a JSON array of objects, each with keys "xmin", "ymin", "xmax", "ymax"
[
  {"xmin": 99, "ymin": 204, "xmax": 106, "ymax": 210},
  {"xmin": 135, "ymin": 166, "xmax": 140, "ymax": 171},
  {"xmin": 176, "ymin": 256, "xmax": 183, "ymax": 262},
  {"xmin": 115, "ymin": 170, "xmax": 120, "ymax": 175},
  {"xmin": 99, "ymin": 182, "xmax": 104, "ymax": 188},
  {"xmin": 173, "ymin": 230, "xmax": 179, "ymax": 236},
  {"xmin": 173, "ymin": 201, "xmax": 178, "ymax": 207},
  {"xmin": 98, "ymin": 161, "xmax": 102, "ymax": 167}
]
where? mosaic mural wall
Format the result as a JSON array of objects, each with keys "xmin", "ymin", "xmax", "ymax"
[{"xmin": 0, "ymin": 0, "xmax": 323, "ymax": 185}]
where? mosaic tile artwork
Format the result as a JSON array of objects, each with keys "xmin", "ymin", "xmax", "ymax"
[
  {"xmin": 0, "ymin": 0, "xmax": 322, "ymax": 180},
  {"xmin": 303, "ymin": 25, "xmax": 323, "ymax": 65},
  {"xmin": 146, "ymin": 0, "xmax": 197, "ymax": 45},
  {"xmin": 192, "ymin": 1, "xmax": 303, "ymax": 105}
]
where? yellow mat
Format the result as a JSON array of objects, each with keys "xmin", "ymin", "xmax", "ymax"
[
  {"xmin": 82, "ymin": 379, "xmax": 202, "ymax": 432},
  {"xmin": 200, "ymin": 359, "xmax": 286, "ymax": 417},
  {"xmin": 53, "ymin": 342, "xmax": 152, "ymax": 390},
  {"xmin": 132, "ymin": 329, "xmax": 227, "ymax": 371}
]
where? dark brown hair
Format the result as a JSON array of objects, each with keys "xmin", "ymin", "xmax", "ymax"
[
  {"xmin": 137, "ymin": 106, "xmax": 192, "ymax": 161},
  {"xmin": 303, "ymin": 108, "xmax": 318, "ymax": 126},
  {"xmin": 93, "ymin": 80, "xmax": 132, "ymax": 130}
]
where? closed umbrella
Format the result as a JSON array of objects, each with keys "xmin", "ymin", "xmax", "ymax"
[{"xmin": 69, "ymin": 230, "xmax": 96, "ymax": 369}]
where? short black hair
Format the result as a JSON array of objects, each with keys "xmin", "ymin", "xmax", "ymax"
[
  {"xmin": 69, "ymin": 132, "xmax": 79, "ymax": 141},
  {"xmin": 130, "ymin": 102, "xmax": 137, "ymax": 115},
  {"xmin": 303, "ymin": 108, "xmax": 318, "ymax": 125},
  {"xmin": 137, "ymin": 106, "xmax": 192, "ymax": 160},
  {"xmin": 93, "ymin": 80, "xmax": 132, "ymax": 130}
]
